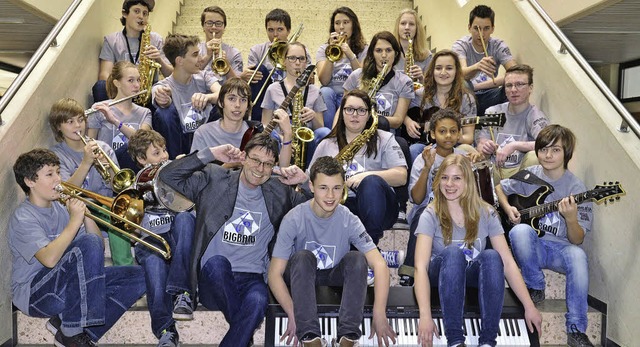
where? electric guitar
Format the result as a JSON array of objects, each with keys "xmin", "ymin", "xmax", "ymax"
[
  {"xmin": 240, "ymin": 64, "xmax": 316, "ymax": 150},
  {"xmin": 502, "ymin": 182, "xmax": 625, "ymax": 237}
]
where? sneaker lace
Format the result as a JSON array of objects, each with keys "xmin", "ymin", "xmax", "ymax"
[
  {"xmin": 569, "ymin": 324, "xmax": 591, "ymax": 344},
  {"xmin": 177, "ymin": 292, "xmax": 192, "ymax": 307},
  {"xmin": 159, "ymin": 329, "xmax": 177, "ymax": 346}
]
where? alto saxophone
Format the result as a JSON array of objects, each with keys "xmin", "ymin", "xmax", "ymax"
[
  {"xmin": 366, "ymin": 62, "xmax": 390, "ymax": 100},
  {"xmin": 135, "ymin": 24, "xmax": 161, "ymax": 105},
  {"xmin": 405, "ymin": 34, "xmax": 423, "ymax": 91},
  {"xmin": 290, "ymin": 79, "xmax": 314, "ymax": 170}
]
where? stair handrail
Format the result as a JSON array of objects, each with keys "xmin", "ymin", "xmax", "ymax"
[
  {"xmin": 0, "ymin": 0, "xmax": 83, "ymax": 126},
  {"xmin": 525, "ymin": 0, "xmax": 640, "ymax": 138}
]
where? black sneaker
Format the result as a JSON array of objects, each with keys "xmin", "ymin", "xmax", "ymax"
[
  {"xmin": 399, "ymin": 274, "xmax": 414, "ymax": 287},
  {"xmin": 54, "ymin": 331, "xmax": 96, "ymax": 347},
  {"xmin": 46, "ymin": 315, "xmax": 62, "ymax": 335},
  {"xmin": 172, "ymin": 292, "xmax": 194, "ymax": 321},
  {"xmin": 528, "ymin": 288, "xmax": 546, "ymax": 304},
  {"xmin": 157, "ymin": 327, "xmax": 179, "ymax": 347},
  {"xmin": 567, "ymin": 324, "xmax": 594, "ymax": 347}
]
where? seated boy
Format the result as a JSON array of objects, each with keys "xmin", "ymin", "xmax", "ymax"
[
  {"xmin": 9, "ymin": 149, "xmax": 145, "ymax": 347},
  {"xmin": 127, "ymin": 129, "xmax": 197, "ymax": 347},
  {"xmin": 198, "ymin": 6, "xmax": 243, "ymax": 83},
  {"xmin": 94, "ymin": 0, "xmax": 172, "ymax": 102},
  {"xmin": 496, "ymin": 124, "xmax": 594, "ymax": 347},
  {"xmin": 268, "ymin": 156, "xmax": 397, "ymax": 347},
  {"xmin": 152, "ymin": 34, "xmax": 221, "ymax": 159}
]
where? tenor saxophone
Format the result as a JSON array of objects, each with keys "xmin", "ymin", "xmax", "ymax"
[{"xmin": 135, "ymin": 24, "xmax": 161, "ymax": 105}]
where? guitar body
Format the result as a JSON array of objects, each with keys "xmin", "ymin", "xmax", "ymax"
[
  {"xmin": 239, "ymin": 123, "xmax": 265, "ymax": 151},
  {"xmin": 503, "ymin": 185, "xmax": 553, "ymax": 237}
]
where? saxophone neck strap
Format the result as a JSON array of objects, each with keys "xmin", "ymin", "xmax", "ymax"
[
  {"xmin": 122, "ymin": 28, "xmax": 142, "ymax": 65},
  {"xmin": 279, "ymin": 81, "xmax": 309, "ymax": 115}
]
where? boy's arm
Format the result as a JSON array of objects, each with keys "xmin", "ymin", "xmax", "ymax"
[
  {"xmin": 34, "ymin": 199, "xmax": 86, "ymax": 268},
  {"xmin": 496, "ymin": 183, "xmax": 521, "ymax": 224},
  {"xmin": 98, "ymin": 60, "xmax": 114, "ymax": 81},
  {"xmin": 364, "ymin": 249, "xmax": 397, "ymax": 345},
  {"xmin": 267, "ymin": 257, "xmax": 295, "ymax": 319},
  {"xmin": 559, "ymin": 195, "xmax": 587, "ymax": 245}
]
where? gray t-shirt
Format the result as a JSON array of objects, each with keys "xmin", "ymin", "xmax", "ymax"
[
  {"xmin": 452, "ymin": 35, "xmax": 513, "ymax": 87},
  {"xmin": 87, "ymin": 103, "xmax": 152, "ymax": 151},
  {"xmin": 420, "ymin": 92, "xmax": 477, "ymax": 118},
  {"xmin": 152, "ymin": 72, "xmax": 218, "ymax": 133},
  {"xmin": 190, "ymin": 119, "xmax": 249, "ymax": 152},
  {"xmin": 9, "ymin": 200, "xmax": 87, "ymax": 313},
  {"xmin": 476, "ymin": 103, "xmax": 549, "ymax": 168},
  {"xmin": 393, "ymin": 51, "xmax": 433, "ymax": 75},
  {"xmin": 51, "ymin": 141, "xmax": 117, "ymax": 197},
  {"xmin": 99, "ymin": 30, "xmax": 169, "ymax": 67},
  {"xmin": 141, "ymin": 209, "xmax": 174, "ymax": 236},
  {"xmin": 261, "ymin": 82, "xmax": 327, "ymax": 129},
  {"xmin": 416, "ymin": 205, "xmax": 503, "ymax": 261},
  {"xmin": 343, "ymin": 69, "xmax": 415, "ymax": 119},
  {"xmin": 499, "ymin": 165, "xmax": 593, "ymax": 243},
  {"xmin": 272, "ymin": 201, "xmax": 376, "ymax": 269},
  {"xmin": 310, "ymin": 130, "xmax": 407, "ymax": 198},
  {"xmin": 198, "ymin": 41, "xmax": 243, "ymax": 84},
  {"xmin": 316, "ymin": 43, "xmax": 368, "ymax": 93},
  {"xmin": 201, "ymin": 180, "xmax": 274, "ymax": 274}
]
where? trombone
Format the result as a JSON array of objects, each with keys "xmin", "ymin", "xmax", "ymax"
[
  {"xmin": 249, "ymin": 23, "xmax": 305, "ymax": 105},
  {"xmin": 56, "ymin": 182, "xmax": 171, "ymax": 259},
  {"xmin": 75, "ymin": 131, "xmax": 136, "ymax": 193}
]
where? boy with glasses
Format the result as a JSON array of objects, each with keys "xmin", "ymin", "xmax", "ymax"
[
  {"xmin": 476, "ymin": 64, "xmax": 549, "ymax": 181},
  {"xmin": 198, "ymin": 6, "xmax": 243, "ymax": 84},
  {"xmin": 159, "ymin": 134, "xmax": 310, "ymax": 347}
]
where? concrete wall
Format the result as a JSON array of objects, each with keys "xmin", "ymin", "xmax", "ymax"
[
  {"xmin": 414, "ymin": 0, "xmax": 640, "ymax": 345},
  {"xmin": 537, "ymin": 0, "xmax": 619, "ymax": 24},
  {"xmin": 0, "ymin": 0, "xmax": 182, "ymax": 344},
  {"xmin": 15, "ymin": 0, "xmax": 74, "ymax": 20}
]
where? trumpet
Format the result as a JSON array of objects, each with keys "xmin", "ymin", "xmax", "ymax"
[
  {"xmin": 325, "ymin": 32, "xmax": 347, "ymax": 62},
  {"xmin": 211, "ymin": 39, "xmax": 230, "ymax": 76},
  {"xmin": 56, "ymin": 182, "xmax": 171, "ymax": 259},
  {"xmin": 75, "ymin": 131, "xmax": 135, "ymax": 193}
]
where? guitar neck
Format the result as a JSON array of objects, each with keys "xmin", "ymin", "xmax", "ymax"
[
  {"xmin": 264, "ymin": 84, "xmax": 301, "ymax": 135},
  {"xmin": 520, "ymin": 191, "xmax": 593, "ymax": 220}
]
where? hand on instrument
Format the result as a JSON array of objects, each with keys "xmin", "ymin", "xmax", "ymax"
[
  {"xmin": 421, "ymin": 145, "xmax": 436, "ymax": 171},
  {"xmin": 476, "ymin": 56, "xmax": 497, "ymax": 77},
  {"xmin": 81, "ymin": 139, "xmax": 100, "ymax": 165},
  {"xmin": 525, "ymin": 306, "xmax": 543, "ymax": 337},
  {"xmin": 495, "ymin": 142, "xmax": 515, "ymax": 167},
  {"xmin": 505, "ymin": 205, "xmax": 521, "ymax": 224},
  {"xmin": 143, "ymin": 44, "xmax": 162, "ymax": 61},
  {"xmin": 206, "ymin": 38, "xmax": 222, "ymax": 54},
  {"xmin": 273, "ymin": 109, "xmax": 292, "ymax": 139},
  {"xmin": 298, "ymin": 107, "xmax": 315, "ymax": 124},
  {"xmin": 274, "ymin": 165, "xmax": 308, "ymax": 186},
  {"xmin": 191, "ymin": 92, "xmax": 211, "ymax": 111},
  {"xmin": 479, "ymin": 139, "xmax": 498, "ymax": 156},
  {"xmin": 92, "ymin": 102, "xmax": 120, "ymax": 126},
  {"xmin": 404, "ymin": 117, "xmax": 422, "ymax": 139},
  {"xmin": 279, "ymin": 314, "xmax": 299, "ymax": 347},
  {"xmin": 155, "ymin": 86, "xmax": 172, "ymax": 108},
  {"xmin": 466, "ymin": 151, "xmax": 484, "ymax": 163},
  {"xmin": 210, "ymin": 144, "xmax": 243, "ymax": 163},
  {"xmin": 242, "ymin": 67, "xmax": 263, "ymax": 83},
  {"xmin": 66, "ymin": 198, "xmax": 87, "ymax": 224},
  {"xmin": 369, "ymin": 313, "xmax": 397, "ymax": 347},
  {"xmin": 345, "ymin": 172, "xmax": 370, "ymax": 190},
  {"xmin": 409, "ymin": 64, "xmax": 424, "ymax": 82},
  {"xmin": 417, "ymin": 318, "xmax": 440, "ymax": 347},
  {"xmin": 558, "ymin": 195, "xmax": 578, "ymax": 222}
]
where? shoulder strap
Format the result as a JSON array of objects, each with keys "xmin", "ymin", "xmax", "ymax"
[{"xmin": 509, "ymin": 169, "xmax": 554, "ymax": 191}]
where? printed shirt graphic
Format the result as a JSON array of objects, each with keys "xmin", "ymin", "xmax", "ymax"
[
  {"xmin": 495, "ymin": 132, "xmax": 524, "ymax": 168},
  {"xmin": 306, "ymin": 241, "xmax": 336, "ymax": 270},
  {"xmin": 222, "ymin": 208, "xmax": 261, "ymax": 246},
  {"xmin": 142, "ymin": 210, "xmax": 174, "ymax": 236},
  {"xmin": 180, "ymin": 103, "xmax": 209, "ymax": 133},
  {"xmin": 342, "ymin": 69, "xmax": 414, "ymax": 118}
]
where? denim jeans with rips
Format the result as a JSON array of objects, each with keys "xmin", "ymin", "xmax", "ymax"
[
  {"xmin": 198, "ymin": 255, "xmax": 268, "ymax": 347},
  {"xmin": 509, "ymin": 224, "xmax": 589, "ymax": 332},
  {"xmin": 28, "ymin": 233, "xmax": 145, "ymax": 342},
  {"xmin": 135, "ymin": 212, "xmax": 196, "ymax": 338},
  {"xmin": 286, "ymin": 250, "xmax": 368, "ymax": 339},
  {"xmin": 428, "ymin": 245, "xmax": 505, "ymax": 347}
]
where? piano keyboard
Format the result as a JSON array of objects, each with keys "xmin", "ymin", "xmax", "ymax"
[{"xmin": 271, "ymin": 316, "xmax": 532, "ymax": 346}]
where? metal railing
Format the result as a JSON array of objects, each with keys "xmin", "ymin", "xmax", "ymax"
[
  {"xmin": 0, "ymin": 0, "xmax": 83, "ymax": 125},
  {"xmin": 526, "ymin": 0, "xmax": 640, "ymax": 138}
]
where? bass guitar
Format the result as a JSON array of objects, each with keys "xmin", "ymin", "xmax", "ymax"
[
  {"xmin": 502, "ymin": 182, "xmax": 624, "ymax": 237},
  {"xmin": 240, "ymin": 64, "xmax": 316, "ymax": 150}
]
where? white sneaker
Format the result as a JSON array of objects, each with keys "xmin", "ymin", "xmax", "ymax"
[
  {"xmin": 381, "ymin": 250, "xmax": 405, "ymax": 268},
  {"xmin": 332, "ymin": 336, "xmax": 359, "ymax": 346},
  {"xmin": 302, "ymin": 336, "xmax": 328, "ymax": 347}
]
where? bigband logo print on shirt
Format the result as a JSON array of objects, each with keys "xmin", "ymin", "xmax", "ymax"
[
  {"xmin": 538, "ymin": 213, "xmax": 560, "ymax": 236},
  {"xmin": 454, "ymin": 238, "xmax": 482, "ymax": 262},
  {"xmin": 223, "ymin": 208, "xmax": 261, "ymax": 246},
  {"xmin": 334, "ymin": 66, "xmax": 352, "ymax": 82},
  {"xmin": 306, "ymin": 241, "xmax": 336, "ymax": 270},
  {"xmin": 375, "ymin": 92, "xmax": 396, "ymax": 118},
  {"xmin": 496, "ymin": 133, "xmax": 523, "ymax": 166}
]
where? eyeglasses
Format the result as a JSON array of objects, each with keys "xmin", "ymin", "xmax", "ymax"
[
  {"xmin": 246, "ymin": 156, "xmax": 275, "ymax": 169},
  {"xmin": 285, "ymin": 56, "xmax": 306, "ymax": 63},
  {"xmin": 204, "ymin": 20, "xmax": 224, "ymax": 28},
  {"xmin": 504, "ymin": 82, "xmax": 530, "ymax": 90},
  {"xmin": 343, "ymin": 107, "xmax": 368, "ymax": 116}
]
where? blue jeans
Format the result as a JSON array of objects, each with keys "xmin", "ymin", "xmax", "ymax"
[
  {"xmin": 319, "ymin": 87, "xmax": 342, "ymax": 128},
  {"xmin": 409, "ymin": 143, "xmax": 427, "ymax": 164},
  {"xmin": 306, "ymin": 127, "xmax": 331, "ymax": 168},
  {"xmin": 345, "ymin": 175, "xmax": 398, "ymax": 245},
  {"xmin": 135, "ymin": 212, "xmax": 196, "ymax": 338},
  {"xmin": 92, "ymin": 80, "xmax": 109, "ymax": 102},
  {"xmin": 199, "ymin": 255, "xmax": 268, "ymax": 347},
  {"xmin": 509, "ymin": 224, "xmax": 589, "ymax": 332},
  {"xmin": 28, "ymin": 233, "xmax": 145, "ymax": 341},
  {"xmin": 428, "ymin": 246, "xmax": 504, "ymax": 347},
  {"xmin": 153, "ymin": 104, "xmax": 194, "ymax": 160},
  {"xmin": 474, "ymin": 87, "xmax": 506, "ymax": 117},
  {"xmin": 286, "ymin": 250, "xmax": 367, "ymax": 339}
]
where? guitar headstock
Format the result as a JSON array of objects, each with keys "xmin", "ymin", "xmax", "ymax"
[
  {"xmin": 589, "ymin": 182, "xmax": 625, "ymax": 204},
  {"xmin": 479, "ymin": 112, "xmax": 506, "ymax": 127},
  {"xmin": 295, "ymin": 65, "xmax": 316, "ymax": 89}
]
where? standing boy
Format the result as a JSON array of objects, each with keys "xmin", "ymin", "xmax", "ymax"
[
  {"xmin": 9, "ymin": 149, "xmax": 145, "ymax": 347},
  {"xmin": 128, "ymin": 129, "xmax": 197, "ymax": 347},
  {"xmin": 453, "ymin": 4, "xmax": 517, "ymax": 116},
  {"xmin": 497, "ymin": 125, "xmax": 595, "ymax": 347},
  {"xmin": 152, "ymin": 34, "xmax": 221, "ymax": 159},
  {"xmin": 268, "ymin": 156, "xmax": 397, "ymax": 347}
]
